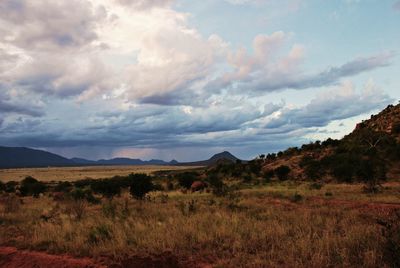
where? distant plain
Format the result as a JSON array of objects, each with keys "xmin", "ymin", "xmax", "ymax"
[{"xmin": 0, "ymin": 165, "xmax": 200, "ymax": 182}]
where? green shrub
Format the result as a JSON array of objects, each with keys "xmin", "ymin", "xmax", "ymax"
[
  {"xmin": 70, "ymin": 188, "xmax": 100, "ymax": 204},
  {"xmin": 291, "ymin": 193, "xmax": 303, "ymax": 203},
  {"xmin": 206, "ymin": 174, "xmax": 228, "ymax": 197},
  {"xmin": 20, "ymin": 176, "xmax": 47, "ymax": 197},
  {"xmin": 54, "ymin": 181, "xmax": 72, "ymax": 192},
  {"xmin": 91, "ymin": 179, "xmax": 121, "ymax": 199},
  {"xmin": 392, "ymin": 122, "xmax": 400, "ymax": 134},
  {"xmin": 4, "ymin": 181, "xmax": 17, "ymax": 193},
  {"xmin": 309, "ymin": 182, "xmax": 323, "ymax": 190},
  {"xmin": 176, "ymin": 172, "xmax": 198, "ymax": 189},
  {"xmin": 263, "ymin": 169, "xmax": 274, "ymax": 182},
  {"xmin": 275, "ymin": 165, "xmax": 291, "ymax": 181},
  {"xmin": 129, "ymin": 173, "xmax": 154, "ymax": 200}
]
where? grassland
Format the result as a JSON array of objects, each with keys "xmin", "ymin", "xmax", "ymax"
[
  {"xmin": 0, "ymin": 165, "xmax": 200, "ymax": 182},
  {"xmin": 1, "ymin": 180, "xmax": 400, "ymax": 267}
]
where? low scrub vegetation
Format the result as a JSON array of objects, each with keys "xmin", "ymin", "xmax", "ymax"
[{"xmin": 1, "ymin": 181, "xmax": 400, "ymax": 267}]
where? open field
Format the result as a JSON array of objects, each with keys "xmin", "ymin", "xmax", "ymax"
[
  {"xmin": 0, "ymin": 165, "xmax": 201, "ymax": 182},
  {"xmin": 1, "ymin": 181, "xmax": 400, "ymax": 267}
]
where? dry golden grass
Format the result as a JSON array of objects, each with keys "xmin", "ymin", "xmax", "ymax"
[
  {"xmin": 0, "ymin": 165, "xmax": 200, "ymax": 182},
  {"xmin": 1, "ymin": 182, "xmax": 400, "ymax": 267}
]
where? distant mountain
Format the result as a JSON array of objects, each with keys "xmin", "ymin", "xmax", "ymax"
[
  {"xmin": 0, "ymin": 146, "xmax": 75, "ymax": 168},
  {"xmin": 178, "ymin": 151, "xmax": 240, "ymax": 166},
  {"xmin": 0, "ymin": 146, "xmax": 241, "ymax": 169},
  {"xmin": 209, "ymin": 151, "xmax": 239, "ymax": 162},
  {"xmin": 70, "ymin": 158, "xmax": 97, "ymax": 165},
  {"xmin": 95, "ymin": 158, "xmax": 170, "ymax": 166}
]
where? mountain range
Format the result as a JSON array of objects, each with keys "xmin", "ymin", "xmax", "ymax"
[{"xmin": 0, "ymin": 146, "xmax": 240, "ymax": 169}]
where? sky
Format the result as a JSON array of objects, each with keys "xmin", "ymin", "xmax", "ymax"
[{"xmin": 0, "ymin": 0, "xmax": 399, "ymax": 161}]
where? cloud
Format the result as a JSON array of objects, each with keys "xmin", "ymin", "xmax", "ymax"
[
  {"xmin": 0, "ymin": 0, "xmax": 102, "ymax": 50},
  {"xmin": 207, "ymin": 37, "xmax": 394, "ymax": 95},
  {"xmin": 0, "ymin": 0, "xmax": 395, "ymax": 160},
  {"xmin": 261, "ymin": 80, "xmax": 393, "ymax": 131},
  {"xmin": 250, "ymin": 52, "xmax": 394, "ymax": 92},
  {"xmin": 115, "ymin": 0, "xmax": 174, "ymax": 10},
  {"xmin": 394, "ymin": 1, "xmax": 400, "ymax": 11},
  {"xmin": 0, "ymin": 91, "xmax": 44, "ymax": 117},
  {"xmin": 0, "ymin": 79, "xmax": 392, "ymax": 157}
]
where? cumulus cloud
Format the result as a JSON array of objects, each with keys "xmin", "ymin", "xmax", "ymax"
[
  {"xmin": 115, "ymin": 0, "xmax": 174, "ymax": 10},
  {"xmin": 0, "ymin": 0, "xmax": 395, "ymax": 160},
  {"xmin": 0, "ymin": 0, "xmax": 102, "ymax": 50}
]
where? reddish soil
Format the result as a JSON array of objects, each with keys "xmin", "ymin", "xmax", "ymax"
[
  {"xmin": 0, "ymin": 247, "xmax": 105, "ymax": 268},
  {"xmin": 0, "ymin": 247, "xmax": 212, "ymax": 268}
]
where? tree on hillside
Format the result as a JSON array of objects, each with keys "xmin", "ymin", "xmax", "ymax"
[{"xmin": 275, "ymin": 165, "xmax": 291, "ymax": 181}]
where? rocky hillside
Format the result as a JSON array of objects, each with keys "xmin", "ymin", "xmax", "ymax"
[
  {"xmin": 356, "ymin": 103, "xmax": 400, "ymax": 141},
  {"xmin": 261, "ymin": 102, "xmax": 400, "ymax": 181}
]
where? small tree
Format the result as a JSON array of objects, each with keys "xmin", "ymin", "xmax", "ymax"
[
  {"xmin": 275, "ymin": 165, "xmax": 291, "ymax": 181},
  {"xmin": 20, "ymin": 176, "xmax": 47, "ymax": 197},
  {"xmin": 91, "ymin": 179, "xmax": 121, "ymax": 199},
  {"xmin": 129, "ymin": 174, "xmax": 154, "ymax": 200},
  {"xmin": 4, "ymin": 181, "xmax": 17, "ymax": 193},
  {"xmin": 357, "ymin": 158, "xmax": 386, "ymax": 193},
  {"xmin": 206, "ymin": 174, "xmax": 228, "ymax": 197},
  {"xmin": 263, "ymin": 169, "xmax": 274, "ymax": 182},
  {"xmin": 176, "ymin": 172, "xmax": 198, "ymax": 189}
]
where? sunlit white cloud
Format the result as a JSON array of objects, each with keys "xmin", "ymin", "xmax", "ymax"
[{"xmin": 0, "ymin": 0, "xmax": 397, "ymax": 160}]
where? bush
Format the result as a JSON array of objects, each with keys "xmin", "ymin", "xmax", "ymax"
[
  {"xmin": 91, "ymin": 179, "xmax": 121, "ymax": 199},
  {"xmin": 176, "ymin": 172, "xmax": 198, "ymax": 189},
  {"xmin": 0, "ymin": 181, "xmax": 5, "ymax": 192},
  {"xmin": 206, "ymin": 174, "xmax": 228, "ymax": 197},
  {"xmin": 4, "ymin": 181, "xmax": 17, "ymax": 193},
  {"xmin": 392, "ymin": 122, "xmax": 400, "ymax": 134},
  {"xmin": 291, "ymin": 193, "xmax": 303, "ymax": 203},
  {"xmin": 74, "ymin": 178, "xmax": 95, "ymax": 188},
  {"xmin": 300, "ymin": 156, "xmax": 323, "ymax": 180},
  {"xmin": 275, "ymin": 165, "xmax": 291, "ymax": 181},
  {"xmin": 20, "ymin": 176, "xmax": 47, "ymax": 197},
  {"xmin": 129, "ymin": 173, "xmax": 154, "ymax": 200},
  {"xmin": 263, "ymin": 169, "xmax": 274, "ymax": 182},
  {"xmin": 54, "ymin": 181, "xmax": 72, "ymax": 192},
  {"xmin": 309, "ymin": 182, "xmax": 323, "ymax": 190},
  {"xmin": 69, "ymin": 188, "xmax": 100, "ymax": 204}
]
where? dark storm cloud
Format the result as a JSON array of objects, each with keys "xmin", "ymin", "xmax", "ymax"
[{"xmin": 0, "ymin": 100, "xmax": 43, "ymax": 117}]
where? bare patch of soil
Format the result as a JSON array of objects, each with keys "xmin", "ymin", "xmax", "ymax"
[
  {"xmin": 0, "ymin": 247, "xmax": 105, "ymax": 268},
  {"xmin": 0, "ymin": 247, "xmax": 213, "ymax": 268}
]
